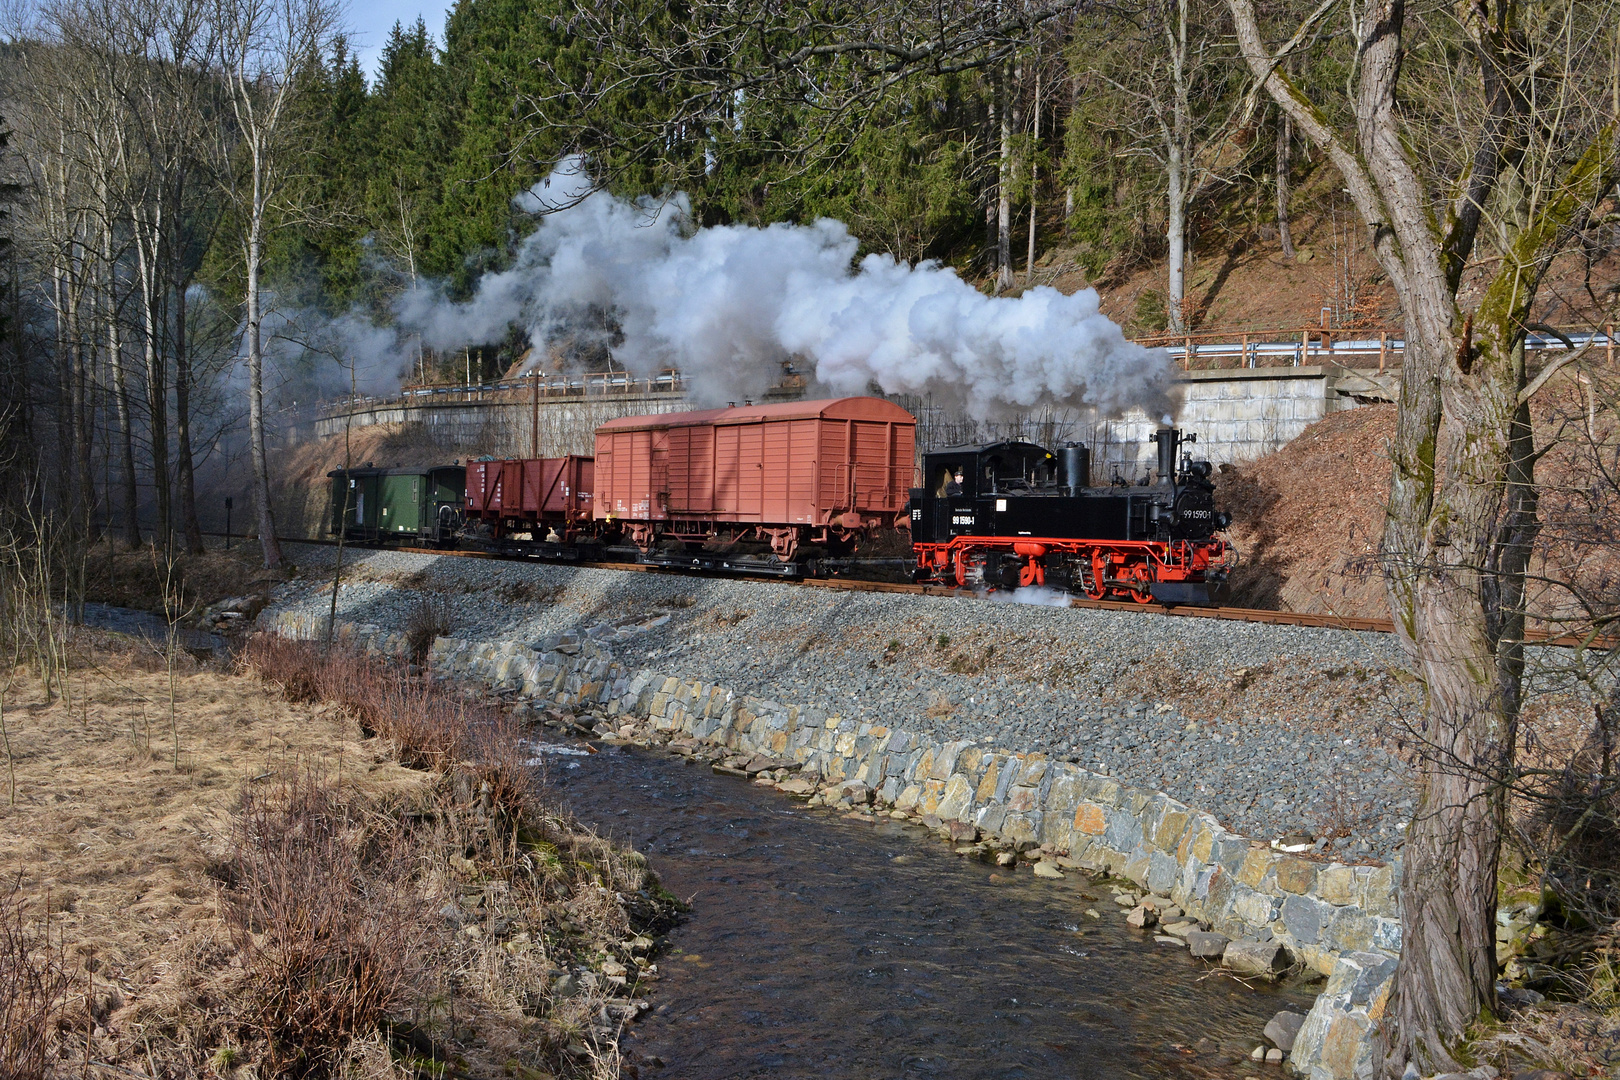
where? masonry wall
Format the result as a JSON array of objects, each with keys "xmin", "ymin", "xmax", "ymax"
[
  {"xmin": 299, "ymin": 366, "xmax": 1393, "ymax": 473},
  {"xmin": 266, "ymin": 610, "xmax": 1401, "ymax": 1080}
]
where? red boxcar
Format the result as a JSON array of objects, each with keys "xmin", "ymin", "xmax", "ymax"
[
  {"xmin": 464, "ymin": 455, "xmax": 594, "ymax": 540},
  {"xmin": 594, "ymin": 397, "xmax": 916, "ymax": 558}
]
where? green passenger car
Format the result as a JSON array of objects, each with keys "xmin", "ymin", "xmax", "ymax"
[{"xmin": 327, "ymin": 465, "xmax": 466, "ymax": 546}]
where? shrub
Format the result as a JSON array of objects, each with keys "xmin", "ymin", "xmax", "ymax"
[
  {"xmin": 0, "ymin": 886, "xmax": 72, "ymax": 1080},
  {"xmin": 223, "ymin": 770, "xmax": 424, "ymax": 1078},
  {"xmin": 404, "ymin": 596, "xmax": 454, "ymax": 664}
]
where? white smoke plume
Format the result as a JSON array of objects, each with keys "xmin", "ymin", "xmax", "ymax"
[{"xmin": 398, "ymin": 157, "xmax": 1178, "ymax": 420}]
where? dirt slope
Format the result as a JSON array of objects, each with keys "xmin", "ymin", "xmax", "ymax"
[{"xmin": 1218, "ymin": 405, "xmax": 1394, "ymax": 618}]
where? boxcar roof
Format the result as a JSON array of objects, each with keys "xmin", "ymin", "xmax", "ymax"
[
  {"xmin": 325, "ymin": 465, "xmax": 466, "ymax": 478},
  {"xmin": 596, "ymin": 396, "xmax": 914, "ymax": 433}
]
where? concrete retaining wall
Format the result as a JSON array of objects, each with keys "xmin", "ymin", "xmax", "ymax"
[
  {"xmin": 296, "ymin": 366, "xmax": 1396, "ymax": 470},
  {"xmin": 265, "ymin": 610, "xmax": 1400, "ymax": 1080}
]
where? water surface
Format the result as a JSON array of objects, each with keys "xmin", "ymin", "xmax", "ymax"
[{"xmin": 550, "ymin": 744, "xmax": 1313, "ymax": 1080}]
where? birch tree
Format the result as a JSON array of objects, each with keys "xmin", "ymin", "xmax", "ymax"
[
  {"xmin": 1103, "ymin": 0, "xmax": 1236, "ymax": 332},
  {"xmin": 215, "ymin": 0, "xmax": 335, "ymax": 569}
]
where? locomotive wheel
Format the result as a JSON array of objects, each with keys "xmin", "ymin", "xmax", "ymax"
[
  {"xmin": 1082, "ymin": 553, "xmax": 1109, "ymax": 600},
  {"xmin": 1123, "ymin": 564, "xmax": 1154, "ymax": 604}
]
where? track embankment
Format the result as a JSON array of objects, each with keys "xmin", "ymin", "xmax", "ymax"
[{"xmin": 273, "ymin": 541, "xmax": 1428, "ymax": 856}]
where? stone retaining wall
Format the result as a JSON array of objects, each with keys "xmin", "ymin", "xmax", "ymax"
[
  {"xmin": 293, "ymin": 366, "xmax": 1394, "ymax": 469},
  {"xmin": 265, "ymin": 610, "xmax": 1400, "ymax": 1080}
]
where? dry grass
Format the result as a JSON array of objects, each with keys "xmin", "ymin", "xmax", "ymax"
[{"xmin": 0, "ymin": 632, "xmax": 679, "ymax": 1078}]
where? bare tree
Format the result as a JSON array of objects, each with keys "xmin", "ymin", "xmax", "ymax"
[
  {"xmin": 215, "ymin": 0, "xmax": 336, "ymax": 569},
  {"xmin": 1225, "ymin": 0, "xmax": 1618, "ymax": 1070},
  {"xmin": 1272, "ymin": 103, "xmax": 1294, "ymax": 259},
  {"xmin": 107, "ymin": 0, "xmax": 220, "ymax": 555},
  {"xmin": 10, "ymin": 34, "xmax": 120, "ymax": 544},
  {"xmin": 1101, "ymin": 0, "xmax": 1237, "ymax": 332}
]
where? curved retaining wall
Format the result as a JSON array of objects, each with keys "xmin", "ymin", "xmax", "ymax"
[{"xmin": 266, "ymin": 611, "xmax": 1399, "ymax": 1080}]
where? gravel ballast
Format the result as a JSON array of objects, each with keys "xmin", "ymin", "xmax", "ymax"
[{"xmin": 270, "ymin": 543, "xmax": 1439, "ymax": 858}]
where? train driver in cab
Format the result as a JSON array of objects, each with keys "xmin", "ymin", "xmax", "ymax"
[{"xmin": 945, "ymin": 469, "xmax": 965, "ymax": 497}]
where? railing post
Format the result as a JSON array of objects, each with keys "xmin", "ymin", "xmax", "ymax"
[
  {"xmin": 1241, "ymin": 333, "xmax": 1250, "ymax": 369},
  {"xmin": 1183, "ymin": 334, "xmax": 1192, "ymax": 371},
  {"xmin": 1609, "ymin": 324, "xmax": 1615, "ymax": 366},
  {"xmin": 1379, "ymin": 332, "xmax": 1388, "ymax": 373}
]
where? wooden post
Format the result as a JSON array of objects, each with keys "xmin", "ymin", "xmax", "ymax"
[
  {"xmin": 1184, "ymin": 334, "xmax": 1193, "ymax": 371},
  {"xmin": 1608, "ymin": 323, "xmax": 1614, "ymax": 366},
  {"xmin": 1379, "ymin": 332, "xmax": 1388, "ymax": 373},
  {"xmin": 1241, "ymin": 333, "xmax": 1250, "ymax": 369},
  {"xmin": 1300, "ymin": 328, "xmax": 1309, "ymax": 366}
]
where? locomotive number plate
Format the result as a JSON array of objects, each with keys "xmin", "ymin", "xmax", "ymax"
[{"xmin": 952, "ymin": 514, "xmax": 975, "ymax": 526}]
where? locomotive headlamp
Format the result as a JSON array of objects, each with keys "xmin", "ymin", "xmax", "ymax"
[{"xmin": 1216, "ymin": 511, "xmax": 1232, "ymax": 529}]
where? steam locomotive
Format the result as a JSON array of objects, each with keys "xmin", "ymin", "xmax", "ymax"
[
  {"xmin": 327, "ymin": 400, "xmax": 1233, "ymax": 604},
  {"xmin": 909, "ymin": 427, "xmax": 1232, "ymax": 604}
]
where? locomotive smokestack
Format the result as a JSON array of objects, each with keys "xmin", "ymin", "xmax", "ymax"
[
  {"xmin": 1153, "ymin": 428, "xmax": 1178, "ymax": 485},
  {"xmin": 1059, "ymin": 443, "xmax": 1090, "ymax": 494}
]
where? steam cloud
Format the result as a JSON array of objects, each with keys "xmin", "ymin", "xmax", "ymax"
[{"xmin": 397, "ymin": 157, "xmax": 1178, "ymax": 419}]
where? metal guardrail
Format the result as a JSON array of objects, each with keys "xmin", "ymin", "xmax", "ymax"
[{"xmin": 1139, "ymin": 325, "xmax": 1616, "ymax": 372}]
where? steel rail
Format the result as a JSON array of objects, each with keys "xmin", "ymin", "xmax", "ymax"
[{"xmin": 241, "ymin": 534, "xmax": 1598, "ymax": 647}]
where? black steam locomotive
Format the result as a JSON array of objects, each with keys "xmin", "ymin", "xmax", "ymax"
[{"xmin": 910, "ymin": 427, "xmax": 1232, "ymax": 604}]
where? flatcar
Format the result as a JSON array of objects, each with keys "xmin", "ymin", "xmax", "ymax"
[
  {"xmin": 593, "ymin": 397, "xmax": 915, "ymax": 572},
  {"xmin": 326, "ymin": 464, "xmax": 466, "ymax": 546},
  {"xmin": 909, "ymin": 427, "xmax": 1231, "ymax": 604}
]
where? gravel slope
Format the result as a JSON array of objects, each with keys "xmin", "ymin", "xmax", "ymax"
[{"xmin": 271, "ymin": 543, "xmax": 1433, "ymax": 858}]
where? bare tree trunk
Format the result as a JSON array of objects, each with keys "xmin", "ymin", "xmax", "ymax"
[
  {"xmin": 70, "ymin": 296, "xmax": 94, "ymax": 542},
  {"xmin": 173, "ymin": 274, "xmax": 203, "ymax": 554},
  {"xmin": 104, "ymin": 264, "xmax": 140, "ymax": 548},
  {"xmin": 246, "ymin": 201, "xmax": 281, "ymax": 570},
  {"xmin": 218, "ymin": 0, "xmax": 336, "ymax": 570},
  {"xmin": 1275, "ymin": 107, "xmax": 1296, "ymax": 258},
  {"xmin": 1166, "ymin": 142, "xmax": 1187, "ymax": 331},
  {"xmin": 51, "ymin": 260, "xmax": 82, "ymax": 522},
  {"xmin": 996, "ymin": 64, "xmax": 1014, "ymax": 293},
  {"xmin": 1026, "ymin": 67, "xmax": 1041, "ymax": 286},
  {"xmin": 1164, "ymin": 0, "xmax": 1190, "ymax": 332},
  {"xmin": 134, "ymin": 213, "xmax": 171, "ymax": 546}
]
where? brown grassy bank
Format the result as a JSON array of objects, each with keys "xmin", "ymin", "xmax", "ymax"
[{"xmin": 0, "ymin": 632, "xmax": 679, "ymax": 1079}]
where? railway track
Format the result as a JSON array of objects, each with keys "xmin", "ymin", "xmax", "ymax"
[{"xmin": 250, "ymin": 534, "xmax": 1591, "ymax": 646}]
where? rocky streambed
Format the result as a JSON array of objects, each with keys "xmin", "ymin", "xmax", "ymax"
[{"xmin": 541, "ymin": 723, "xmax": 1318, "ymax": 1079}]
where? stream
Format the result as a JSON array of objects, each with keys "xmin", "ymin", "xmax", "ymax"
[{"xmin": 546, "ymin": 741, "xmax": 1315, "ymax": 1080}]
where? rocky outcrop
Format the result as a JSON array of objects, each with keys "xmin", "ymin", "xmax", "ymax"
[{"xmin": 263, "ymin": 610, "xmax": 1400, "ymax": 1079}]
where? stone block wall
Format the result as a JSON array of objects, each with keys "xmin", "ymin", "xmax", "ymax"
[
  {"xmin": 263, "ymin": 611, "xmax": 1400, "ymax": 1080},
  {"xmin": 293, "ymin": 365, "xmax": 1391, "ymax": 474}
]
